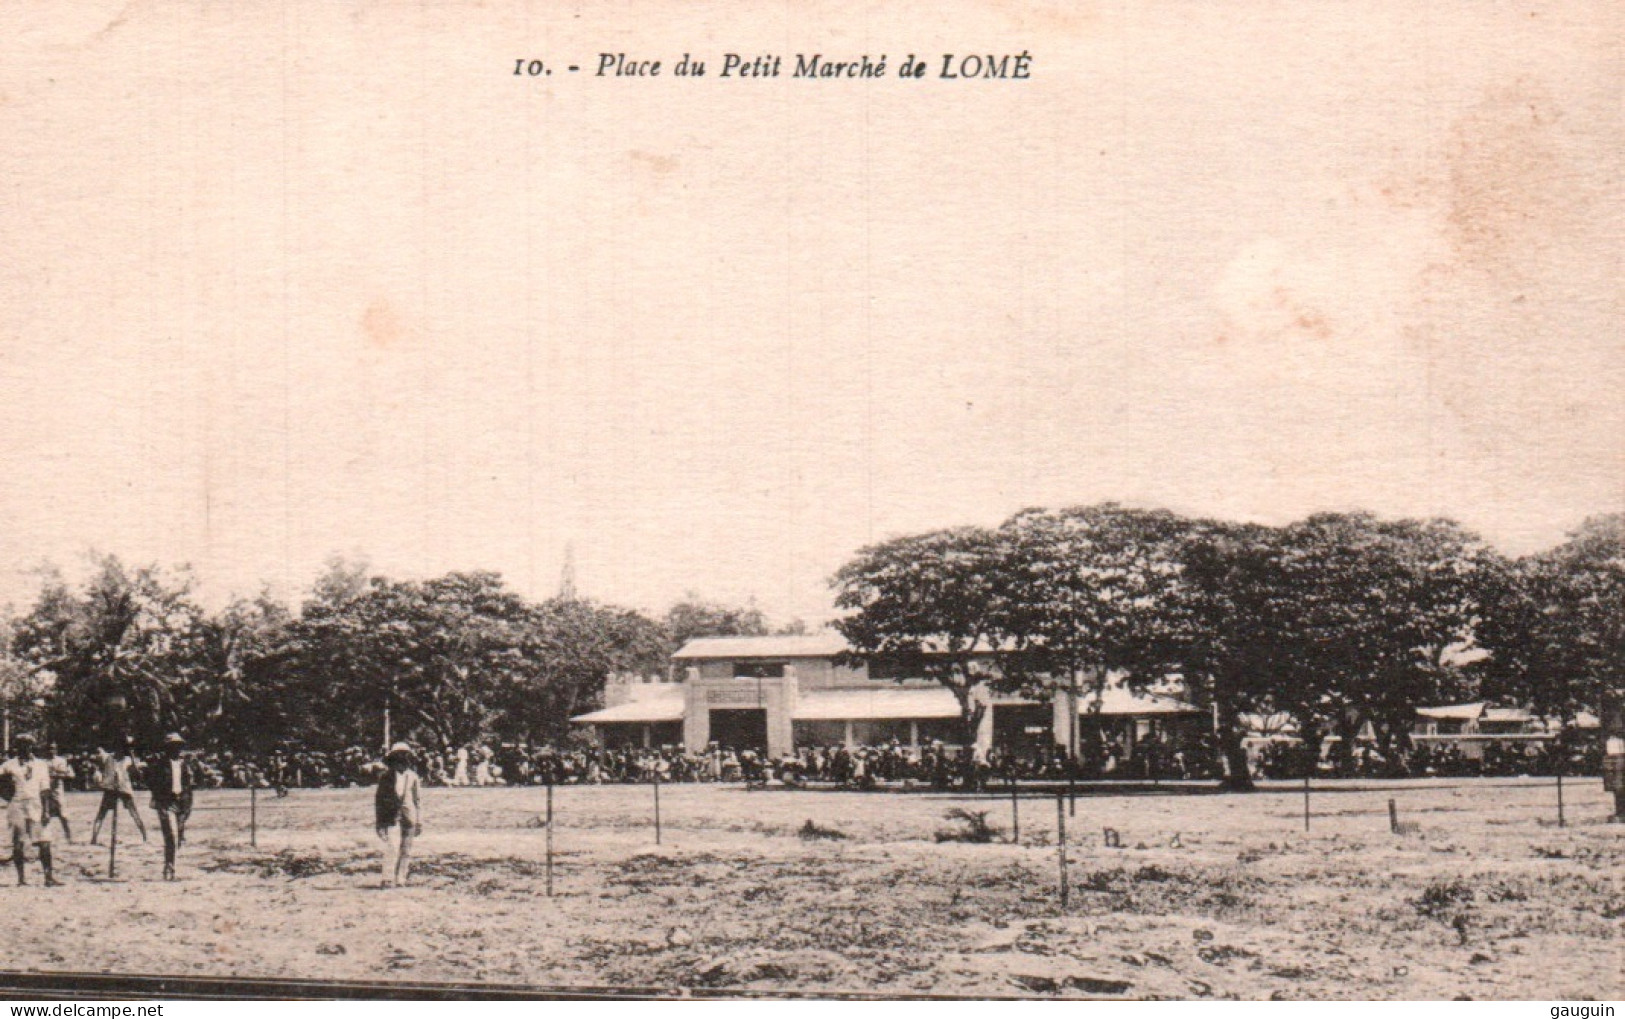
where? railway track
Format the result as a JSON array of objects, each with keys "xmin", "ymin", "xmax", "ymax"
[{"xmin": 0, "ymin": 970, "xmax": 1031, "ymax": 1001}]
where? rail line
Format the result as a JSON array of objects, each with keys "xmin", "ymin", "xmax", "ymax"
[{"xmin": 0, "ymin": 970, "xmax": 1039, "ymax": 1001}]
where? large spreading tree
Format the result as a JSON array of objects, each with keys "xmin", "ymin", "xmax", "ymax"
[{"xmin": 831, "ymin": 525, "xmax": 1019, "ymax": 755}]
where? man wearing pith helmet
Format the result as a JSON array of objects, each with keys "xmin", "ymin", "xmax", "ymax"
[{"xmin": 375, "ymin": 742, "xmax": 423, "ymax": 887}]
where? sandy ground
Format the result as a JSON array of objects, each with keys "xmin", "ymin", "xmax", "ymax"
[{"xmin": 0, "ymin": 778, "xmax": 1618, "ymax": 999}]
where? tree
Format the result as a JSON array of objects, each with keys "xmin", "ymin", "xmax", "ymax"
[
  {"xmin": 499, "ymin": 597, "xmax": 671, "ymax": 743},
  {"xmin": 995, "ymin": 504, "xmax": 1192, "ymax": 693},
  {"xmin": 831, "ymin": 526, "xmax": 1018, "ymax": 758},
  {"xmin": 185, "ymin": 590, "xmax": 293, "ymax": 752},
  {"xmin": 1153, "ymin": 519, "xmax": 1294, "ymax": 790},
  {"xmin": 277, "ymin": 569, "xmax": 672, "ymax": 751},
  {"xmin": 14, "ymin": 556, "xmax": 209, "ymax": 748},
  {"xmin": 1477, "ymin": 514, "xmax": 1624, "ymax": 725},
  {"xmin": 663, "ymin": 594, "xmax": 768, "ymax": 649},
  {"xmin": 0, "ymin": 613, "xmax": 51, "ymax": 751},
  {"xmin": 280, "ymin": 571, "xmax": 538, "ymax": 751},
  {"xmin": 1269, "ymin": 514, "xmax": 1497, "ymax": 774}
]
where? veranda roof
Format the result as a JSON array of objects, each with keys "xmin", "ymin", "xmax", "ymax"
[
  {"xmin": 1416, "ymin": 702, "xmax": 1486, "ymax": 722},
  {"xmin": 571, "ymin": 694, "xmax": 686, "ymax": 724}
]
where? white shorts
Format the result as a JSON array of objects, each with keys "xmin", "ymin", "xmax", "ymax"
[{"xmin": 7, "ymin": 797, "xmax": 50, "ymax": 844}]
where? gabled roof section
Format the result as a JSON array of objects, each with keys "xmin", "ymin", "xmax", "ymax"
[
  {"xmin": 673, "ymin": 633, "xmax": 851, "ymax": 660},
  {"xmin": 1416, "ymin": 702, "xmax": 1485, "ymax": 722}
]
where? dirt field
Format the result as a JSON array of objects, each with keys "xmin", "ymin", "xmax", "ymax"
[{"xmin": 2, "ymin": 778, "xmax": 1619, "ymax": 999}]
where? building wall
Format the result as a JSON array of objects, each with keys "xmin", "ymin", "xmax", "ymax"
[{"xmin": 682, "ymin": 670, "xmax": 799, "ymax": 756}]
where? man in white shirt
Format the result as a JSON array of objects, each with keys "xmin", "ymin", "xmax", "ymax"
[
  {"xmin": 90, "ymin": 738, "xmax": 149, "ymax": 845},
  {"xmin": 2, "ymin": 736, "xmax": 61, "ymax": 886},
  {"xmin": 148, "ymin": 733, "xmax": 196, "ymax": 881}
]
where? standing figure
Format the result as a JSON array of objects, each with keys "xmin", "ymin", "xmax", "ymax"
[
  {"xmin": 1, "ymin": 736, "xmax": 61, "ymax": 886},
  {"xmin": 452, "ymin": 745, "xmax": 471, "ymax": 787},
  {"xmin": 43, "ymin": 743, "xmax": 74, "ymax": 843},
  {"xmin": 375, "ymin": 742, "xmax": 422, "ymax": 887},
  {"xmin": 148, "ymin": 733, "xmax": 197, "ymax": 881},
  {"xmin": 90, "ymin": 738, "xmax": 148, "ymax": 845}
]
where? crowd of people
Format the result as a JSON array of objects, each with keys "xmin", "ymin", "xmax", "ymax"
[
  {"xmin": 1247, "ymin": 734, "xmax": 1602, "ymax": 780},
  {"xmin": 23, "ymin": 730, "xmax": 1606, "ymax": 800}
]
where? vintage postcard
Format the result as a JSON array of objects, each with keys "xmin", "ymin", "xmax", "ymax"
[{"xmin": 0, "ymin": 0, "xmax": 1619, "ymax": 1005}]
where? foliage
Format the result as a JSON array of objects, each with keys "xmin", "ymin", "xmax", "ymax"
[
  {"xmin": 1476, "ymin": 514, "xmax": 1623, "ymax": 724},
  {"xmin": 12, "ymin": 556, "xmax": 208, "ymax": 747},
  {"xmin": 830, "ymin": 525, "xmax": 1015, "ymax": 749},
  {"xmin": 663, "ymin": 593, "xmax": 769, "ymax": 649},
  {"xmin": 934, "ymin": 808, "xmax": 1000, "ymax": 843},
  {"xmin": 1267, "ymin": 514, "xmax": 1500, "ymax": 771}
]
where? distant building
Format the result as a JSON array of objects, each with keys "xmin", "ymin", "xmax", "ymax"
[
  {"xmin": 1413, "ymin": 701, "xmax": 1599, "ymax": 760},
  {"xmin": 571, "ymin": 633, "xmax": 1205, "ymax": 762}
]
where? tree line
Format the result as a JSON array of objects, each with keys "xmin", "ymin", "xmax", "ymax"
[
  {"xmin": 0, "ymin": 556, "xmax": 791, "ymax": 754},
  {"xmin": 831, "ymin": 507, "xmax": 1622, "ymax": 790}
]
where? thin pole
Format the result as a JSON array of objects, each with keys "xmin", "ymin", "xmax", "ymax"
[
  {"xmin": 1009, "ymin": 773, "xmax": 1020, "ymax": 844},
  {"xmin": 545, "ymin": 781, "xmax": 555, "ymax": 897},
  {"xmin": 1056, "ymin": 793, "xmax": 1069, "ymax": 908},
  {"xmin": 1068, "ymin": 772, "xmax": 1076, "ymax": 818},
  {"xmin": 1302, "ymin": 771, "xmax": 1311, "ymax": 832},
  {"xmin": 1556, "ymin": 773, "xmax": 1565, "ymax": 828},
  {"xmin": 250, "ymin": 785, "xmax": 258, "ymax": 848},
  {"xmin": 653, "ymin": 772, "xmax": 662, "ymax": 845},
  {"xmin": 1388, "ymin": 797, "xmax": 1398, "ymax": 835},
  {"xmin": 107, "ymin": 803, "xmax": 118, "ymax": 880}
]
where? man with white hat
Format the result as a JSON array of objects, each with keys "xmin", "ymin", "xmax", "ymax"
[
  {"xmin": 375, "ymin": 742, "xmax": 423, "ymax": 887},
  {"xmin": 1, "ymin": 736, "xmax": 62, "ymax": 886}
]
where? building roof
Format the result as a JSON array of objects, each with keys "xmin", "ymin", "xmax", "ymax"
[
  {"xmin": 793, "ymin": 687, "xmax": 962, "ymax": 721},
  {"xmin": 570, "ymin": 692, "xmax": 686, "ymax": 724},
  {"xmin": 1417, "ymin": 702, "xmax": 1486, "ymax": 722},
  {"xmin": 673, "ymin": 633, "xmax": 850, "ymax": 660},
  {"xmin": 1078, "ymin": 687, "xmax": 1201, "ymax": 715}
]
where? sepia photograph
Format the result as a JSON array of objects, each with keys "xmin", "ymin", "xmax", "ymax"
[{"xmin": 0, "ymin": 0, "xmax": 1619, "ymax": 1005}]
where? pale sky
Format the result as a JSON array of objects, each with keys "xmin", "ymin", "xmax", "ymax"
[{"xmin": 0, "ymin": 1, "xmax": 1619, "ymax": 625}]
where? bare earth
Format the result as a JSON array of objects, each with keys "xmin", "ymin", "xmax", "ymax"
[{"xmin": 4, "ymin": 778, "xmax": 1619, "ymax": 999}]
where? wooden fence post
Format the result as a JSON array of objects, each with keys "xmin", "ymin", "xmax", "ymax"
[{"xmin": 1056, "ymin": 793, "xmax": 1069, "ymax": 908}]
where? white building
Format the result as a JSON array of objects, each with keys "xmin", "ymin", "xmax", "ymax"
[{"xmin": 571, "ymin": 633, "xmax": 1203, "ymax": 760}]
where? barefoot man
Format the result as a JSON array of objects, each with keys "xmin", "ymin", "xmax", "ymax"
[
  {"xmin": 375, "ymin": 742, "xmax": 422, "ymax": 887},
  {"xmin": 43, "ymin": 743, "xmax": 74, "ymax": 844},
  {"xmin": 2, "ymin": 736, "xmax": 62, "ymax": 887},
  {"xmin": 90, "ymin": 737, "xmax": 149, "ymax": 846}
]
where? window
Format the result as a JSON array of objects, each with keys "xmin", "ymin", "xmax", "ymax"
[
  {"xmin": 793, "ymin": 720, "xmax": 846, "ymax": 747},
  {"xmin": 732, "ymin": 661, "xmax": 786, "ymax": 679},
  {"xmin": 850, "ymin": 720, "xmax": 911, "ymax": 746},
  {"xmin": 866, "ymin": 656, "xmax": 915, "ymax": 681},
  {"xmin": 915, "ymin": 718, "xmax": 964, "ymax": 746}
]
